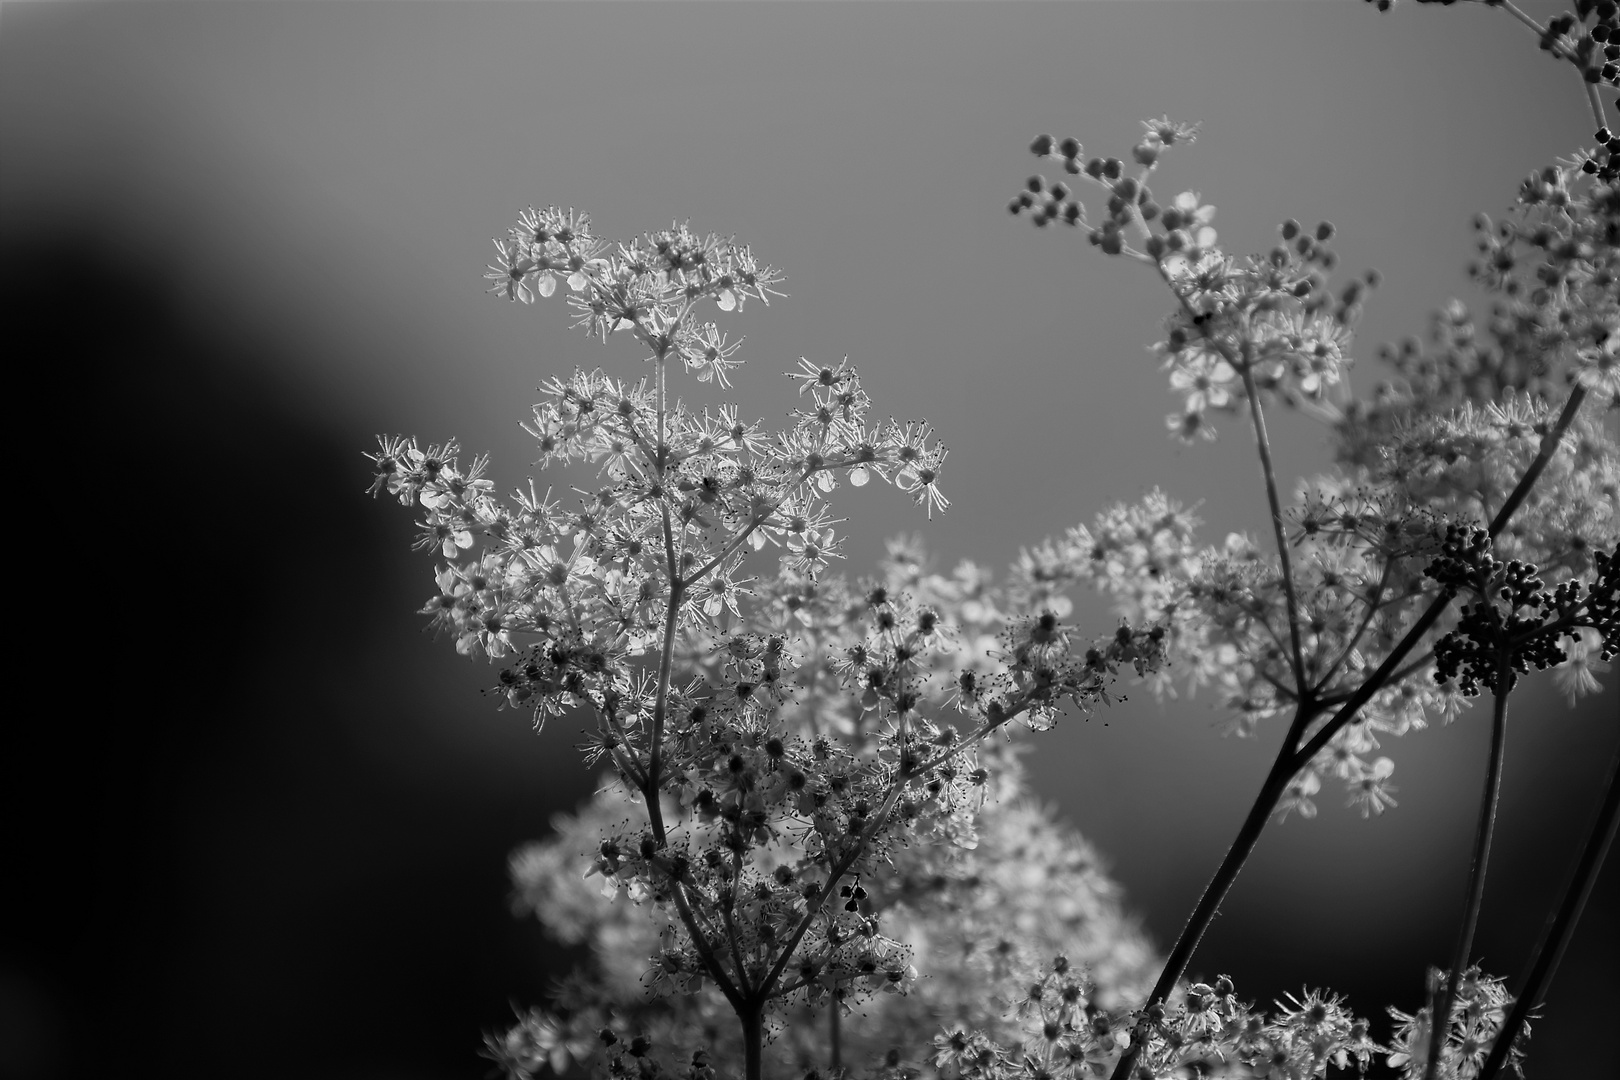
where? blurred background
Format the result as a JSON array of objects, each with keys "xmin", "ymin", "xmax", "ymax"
[{"xmin": 2, "ymin": 2, "xmax": 1613, "ymax": 1078}]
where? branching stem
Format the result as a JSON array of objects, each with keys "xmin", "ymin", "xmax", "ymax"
[
  {"xmin": 1238, "ymin": 348, "xmax": 1311, "ymax": 697},
  {"xmin": 1110, "ymin": 387, "xmax": 1588, "ymax": 1080}
]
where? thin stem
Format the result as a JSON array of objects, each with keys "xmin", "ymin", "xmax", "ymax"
[
  {"xmin": 721, "ymin": 868, "xmax": 755, "ymax": 998},
  {"xmin": 1107, "ymin": 710, "xmax": 1306, "ymax": 1080},
  {"xmin": 1157, "ymin": 269, "xmax": 1311, "ymax": 701},
  {"xmin": 1316, "ymin": 649, "xmax": 1434, "ymax": 709},
  {"xmin": 830, "ymin": 996, "xmax": 843, "ymax": 1072},
  {"xmin": 760, "ymin": 781, "xmax": 908, "ymax": 998},
  {"xmin": 1488, "ymin": 387, "xmax": 1587, "ymax": 537},
  {"xmin": 1492, "ymin": 0, "xmax": 1556, "ymax": 41},
  {"xmin": 1489, "ymin": 0, "xmax": 1609, "ymax": 129},
  {"xmin": 670, "ymin": 876, "xmax": 746, "ymax": 1009},
  {"xmin": 1421, "ymin": 658, "xmax": 1511, "ymax": 1080},
  {"xmin": 1313, "ymin": 559, "xmax": 1392, "ymax": 695},
  {"xmin": 1238, "ymin": 354, "xmax": 1310, "ymax": 698},
  {"xmin": 646, "ymin": 504, "xmax": 682, "ymax": 801},
  {"xmin": 1479, "ymin": 736, "xmax": 1620, "ymax": 1080}
]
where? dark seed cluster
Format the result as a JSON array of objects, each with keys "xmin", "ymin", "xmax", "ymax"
[{"xmin": 1427, "ymin": 526, "xmax": 1620, "ymax": 695}]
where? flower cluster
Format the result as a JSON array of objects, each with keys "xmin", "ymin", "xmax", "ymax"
[
  {"xmin": 1012, "ymin": 105, "xmax": 1620, "ymax": 813},
  {"xmin": 1003, "ymin": 13, "xmax": 1619, "ymax": 1066},
  {"xmin": 1424, "ymin": 526, "xmax": 1619, "ymax": 697},
  {"xmin": 935, "ymin": 963, "xmax": 1380, "ymax": 1080},
  {"xmin": 1385, "ymin": 966, "xmax": 1526, "ymax": 1080},
  {"xmin": 374, "ymin": 4, "xmax": 1620, "ymax": 1077},
  {"xmin": 498, "ymin": 746, "xmax": 1158, "ymax": 1079},
  {"xmin": 1015, "ymin": 121, "xmax": 1376, "ymax": 441},
  {"xmin": 376, "ymin": 208, "xmax": 1175, "ymax": 1079},
  {"xmin": 475, "ymin": 538, "xmax": 1168, "ymax": 1077}
]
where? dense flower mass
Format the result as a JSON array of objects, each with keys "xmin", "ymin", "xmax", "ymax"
[
  {"xmin": 370, "ymin": 4, "xmax": 1620, "ymax": 1079},
  {"xmin": 376, "ymin": 209, "xmax": 1176, "ymax": 1079}
]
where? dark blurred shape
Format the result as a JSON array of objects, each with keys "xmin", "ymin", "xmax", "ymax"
[{"xmin": 0, "ymin": 226, "xmax": 591, "ymax": 1080}]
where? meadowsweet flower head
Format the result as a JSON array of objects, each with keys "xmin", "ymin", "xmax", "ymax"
[{"xmin": 375, "ymin": 12, "xmax": 1620, "ymax": 1067}]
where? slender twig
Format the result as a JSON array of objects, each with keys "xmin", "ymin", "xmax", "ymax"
[
  {"xmin": 1479, "ymin": 736, "xmax": 1620, "ymax": 1080},
  {"xmin": 1107, "ymin": 707, "xmax": 1308, "ymax": 1080},
  {"xmin": 830, "ymin": 997, "xmax": 843, "ymax": 1072},
  {"xmin": 1156, "ymin": 269, "xmax": 1311, "ymax": 700},
  {"xmin": 645, "ymin": 503, "xmax": 683, "ymax": 801},
  {"xmin": 1313, "ymin": 559, "xmax": 1392, "ymax": 694},
  {"xmin": 1488, "ymin": 388, "xmax": 1588, "ymax": 536},
  {"xmin": 1490, "ymin": 0, "xmax": 1607, "ymax": 129},
  {"xmin": 1489, "ymin": 1, "xmax": 1610, "ymax": 130},
  {"xmin": 759, "ymin": 781, "xmax": 908, "ymax": 998},
  {"xmin": 1238, "ymin": 351, "xmax": 1311, "ymax": 697},
  {"xmin": 720, "ymin": 860, "xmax": 755, "ymax": 999},
  {"xmin": 1315, "ymin": 649, "xmax": 1434, "ymax": 709},
  {"xmin": 1422, "ymin": 655, "xmax": 1512, "ymax": 1080}
]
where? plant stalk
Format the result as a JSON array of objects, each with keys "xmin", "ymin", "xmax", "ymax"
[
  {"xmin": 741, "ymin": 1004, "xmax": 764, "ymax": 1080},
  {"xmin": 1107, "ymin": 725, "xmax": 1302, "ymax": 1080},
  {"xmin": 1238, "ymin": 355, "xmax": 1310, "ymax": 695},
  {"xmin": 1479, "ymin": 736, "xmax": 1620, "ymax": 1080},
  {"xmin": 830, "ymin": 996, "xmax": 843, "ymax": 1072},
  {"xmin": 1421, "ymin": 659, "xmax": 1511, "ymax": 1080}
]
